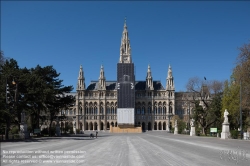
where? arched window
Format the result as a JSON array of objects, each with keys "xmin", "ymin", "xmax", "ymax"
[
  {"xmin": 163, "ymin": 107, "xmax": 166, "ymax": 114},
  {"xmin": 100, "ymin": 107, "xmax": 103, "ymax": 114},
  {"xmin": 90, "ymin": 107, "xmax": 94, "ymax": 115},
  {"xmin": 154, "ymin": 107, "xmax": 157, "ymax": 114},
  {"xmin": 107, "ymin": 107, "xmax": 110, "ymax": 114},
  {"xmin": 80, "ymin": 107, "xmax": 82, "ymax": 115},
  {"xmin": 158, "ymin": 107, "xmax": 162, "ymax": 114},
  {"xmin": 111, "ymin": 107, "xmax": 114, "ymax": 114},
  {"xmin": 94, "ymin": 107, "xmax": 98, "ymax": 114},
  {"xmin": 137, "ymin": 108, "xmax": 141, "ymax": 114},
  {"xmin": 142, "ymin": 107, "xmax": 145, "ymax": 115},
  {"xmin": 148, "ymin": 107, "xmax": 151, "ymax": 114},
  {"xmin": 85, "ymin": 107, "xmax": 88, "ymax": 114}
]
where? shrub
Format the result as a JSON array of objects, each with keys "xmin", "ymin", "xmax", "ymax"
[
  {"xmin": 230, "ymin": 130, "xmax": 239, "ymax": 139},
  {"xmin": 76, "ymin": 129, "xmax": 80, "ymax": 134},
  {"xmin": 10, "ymin": 126, "xmax": 19, "ymax": 134},
  {"xmin": 178, "ymin": 120, "xmax": 187, "ymax": 134},
  {"xmin": 49, "ymin": 127, "xmax": 56, "ymax": 136},
  {"xmin": 41, "ymin": 128, "xmax": 49, "ymax": 135}
]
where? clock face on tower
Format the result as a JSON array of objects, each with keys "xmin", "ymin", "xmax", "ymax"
[{"xmin": 123, "ymin": 57, "xmax": 128, "ymax": 62}]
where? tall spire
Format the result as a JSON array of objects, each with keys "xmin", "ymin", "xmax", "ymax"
[
  {"xmin": 166, "ymin": 64, "xmax": 174, "ymax": 90},
  {"xmin": 146, "ymin": 65, "xmax": 154, "ymax": 90},
  {"xmin": 119, "ymin": 17, "xmax": 132, "ymax": 63},
  {"xmin": 98, "ymin": 64, "xmax": 106, "ymax": 90},
  {"xmin": 77, "ymin": 65, "xmax": 85, "ymax": 90},
  {"xmin": 168, "ymin": 64, "xmax": 173, "ymax": 78}
]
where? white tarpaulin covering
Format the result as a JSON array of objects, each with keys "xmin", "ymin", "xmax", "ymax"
[{"xmin": 117, "ymin": 108, "xmax": 134, "ymax": 124}]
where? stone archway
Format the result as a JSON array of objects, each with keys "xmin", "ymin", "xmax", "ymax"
[
  {"xmin": 148, "ymin": 122, "xmax": 151, "ymax": 130},
  {"xmin": 101, "ymin": 122, "xmax": 104, "ymax": 130},
  {"xmin": 94, "ymin": 122, "xmax": 98, "ymax": 130},
  {"xmin": 107, "ymin": 122, "xmax": 110, "ymax": 130},
  {"xmin": 90, "ymin": 122, "xmax": 93, "ymax": 130},
  {"xmin": 111, "ymin": 122, "xmax": 114, "ymax": 127},
  {"xmin": 142, "ymin": 122, "xmax": 145, "ymax": 131},
  {"xmin": 163, "ymin": 122, "xmax": 166, "ymax": 130},
  {"xmin": 79, "ymin": 122, "xmax": 82, "ymax": 130},
  {"xmin": 158, "ymin": 122, "xmax": 162, "ymax": 130},
  {"xmin": 115, "ymin": 122, "xmax": 117, "ymax": 127},
  {"xmin": 154, "ymin": 122, "xmax": 157, "ymax": 130},
  {"xmin": 85, "ymin": 122, "xmax": 88, "ymax": 130}
]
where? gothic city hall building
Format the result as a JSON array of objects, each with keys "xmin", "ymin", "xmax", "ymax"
[{"xmin": 58, "ymin": 20, "xmax": 195, "ymax": 132}]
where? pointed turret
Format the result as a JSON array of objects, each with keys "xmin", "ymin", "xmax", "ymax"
[
  {"xmin": 77, "ymin": 65, "xmax": 85, "ymax": 90},
  {"xmin": 166, "ymin": 64, "xmax": 175, "ymax": 90},
  {"xmin": 146, "ymin": 65, "xmax": 154, "ymax": 90},
  {"xmin": 119, "ymin": 17, "xmax": 132, "ymax": 63},
  {"xmin": 98, "ymin": 64, "xmax": 106, "ymax": 90}
]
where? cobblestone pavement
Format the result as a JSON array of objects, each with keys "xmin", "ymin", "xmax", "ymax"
[{"xmin": 1, "ymin": 131, "xmax": 249, "ymax": 166}]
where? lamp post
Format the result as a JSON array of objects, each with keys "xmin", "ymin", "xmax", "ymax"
[
  {"xmin": 240, "ymin": 80, "xmax": 243, "ymax": 139},
  {"xmin": 5, "ymin": 76, "xmax": 17, "ymax": 140},
  {"xmin": 188, "ymin": 102, "xmax": 190, "ymax": 132}
]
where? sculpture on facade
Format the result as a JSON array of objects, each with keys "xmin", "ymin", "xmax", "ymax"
[
  {"xmin": 221, "ymin": 109, "xmax": 230, "ymax": 139},
  {"xmin": 223, "ymin": 109, "xmax": 229, "ymax": 124},
  {"xmin": 190, "ymin": 118, "xmax": 195, "ymax": 127},
  {"xmin": 175, "ymin": 120, "xmax": 177, "ymax": 127}
]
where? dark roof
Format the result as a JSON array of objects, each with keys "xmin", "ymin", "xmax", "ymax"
[
  {"xmin": 86, "ymin": 81, "xmax": 165, "ymax": 91},
  {"xmin": 135, "ymin": 81, "xmax": 165, "ymax": 90}
]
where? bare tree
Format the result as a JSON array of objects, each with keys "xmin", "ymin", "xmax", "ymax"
[{"xmin": 185, "ymin": 77, "xmax": 223, "ymax": 135}]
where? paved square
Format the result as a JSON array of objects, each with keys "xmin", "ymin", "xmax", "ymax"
[{"xmin": 1, "ymin": 132, "xmax": 249, "ymax": 166}]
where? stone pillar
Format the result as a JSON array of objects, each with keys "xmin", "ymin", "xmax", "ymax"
[
  {"xmin": 82, "ymin": 118, "xmax": 85, "ymax": 131},
  {"xmin": 98, "ymin": 120, "xmax": 101, "ymax": 131},
  {"xmin": 190, "ymin": 118, "xmax": 195, "ymax": 136},
  {"xmin": 76, "ymin": 114, "xmax": 79, "ymax": 130},
  {"xmin": 20, "ymin": 112, "xmax": 29, "ymax": 139},
  {"xmin": 221, "ymin": 109, "xmax": 230, "ymax": 139},
  {"xmin": 174, "ymin": 120, "xmax": 178, "ymax": 135},
  {"xmin": 221, "ymin": 123, "xmax": 230, "ymax": 139},
  {"xmin": 104, "ymin": 106, "xmax": 107, "ymax": 131},
  {"xmin": 190, "ymin": 127, "xmax": 196, "ymax": 136},
  {"xmin": 73, "ymin": 120, "xmax": 76, "ymax": 134}
]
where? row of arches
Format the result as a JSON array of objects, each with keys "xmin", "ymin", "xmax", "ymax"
[
  {"xmin": 85, "ymin": 121, "xmax": 118, "ymax": 130},
  {"xmin": 137, "ymin": 122, "xmax": 168, "ymax": 131},
  {"xmin": 81, "ymin": 121, "xmax": 169, "ymax": 131}
]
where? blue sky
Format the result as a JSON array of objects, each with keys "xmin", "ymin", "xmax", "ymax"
[{"xmin": 2, "ymin": 1, "xmax": 250, "ymax": 92}]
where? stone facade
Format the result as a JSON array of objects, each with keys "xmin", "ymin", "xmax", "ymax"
[{"xmin": 50, "ymin": 19, "xmax": 211, "ymax": 132}]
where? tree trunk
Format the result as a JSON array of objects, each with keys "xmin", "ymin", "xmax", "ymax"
[{"xmin": 5, "ymin": 120, "xmax": 10, "ymax": 140}]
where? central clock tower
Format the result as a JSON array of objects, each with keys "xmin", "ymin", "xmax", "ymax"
[{"xmin": 117, "ymin": 18, "xmax": 135, "ymax": 125}]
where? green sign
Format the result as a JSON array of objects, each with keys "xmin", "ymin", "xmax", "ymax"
[
  {"xmin": 210, "ymin": 128, "xmax": 217, "ymax": 132},
  {"xmin": 34, "ymin": 129, "xmax": 41, "ymax": 133}
]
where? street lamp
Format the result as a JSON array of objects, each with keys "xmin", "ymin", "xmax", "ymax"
[
  {"xmin": 233, "ymin": 77, "xmax": 243, "ymax": 140},
  {"xmin": 240, "ymin": 80, "xmax": 243, "ymax": 139},
  {"xmin": 188, "ymin": 102, "xmax": 190, "ymax": 131},
  {"xmin": 5, "ymin": 76, "xmax": 17, "ymax": 140}
]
